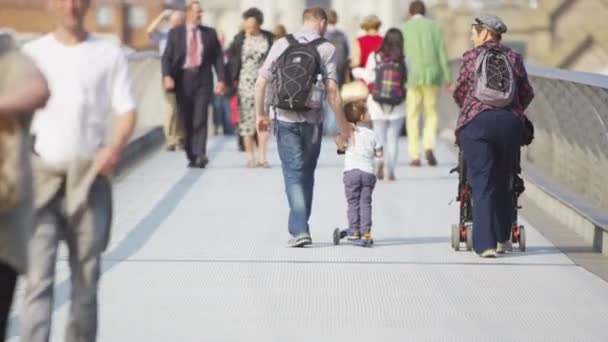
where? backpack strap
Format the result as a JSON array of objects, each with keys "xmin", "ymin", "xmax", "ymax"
[
  {"xmin": 309, "ymin": 37, "xmax": 327, "ymax": 47},
  {"xmin": 286, "ymin": 34, "xmax": 298, "ymax": 46}
]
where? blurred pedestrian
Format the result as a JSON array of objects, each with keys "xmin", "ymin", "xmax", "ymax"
[
  {"xmin": 227, "ymin": 7, "xmax": 274, "ymax": 168},
  {"xmin": 162, "ymin": 0, "xmax": 226, "ymax": 168},
  {"xmin": 147, "ymin": 9, "xmax": 186, "ymax": 151},
  {"xmin": 325, "ymin": 10, "xmax": 350, "ymax": 88},
  {"xmin": 401, "ymin": 0, "xmax": 451, "ymax": 167},
  {"xmin": 360, "ymin": 28, "xmax": 407, "ymax": 181},
  {"xmin": 323, "ymin": 9, "xmax": 350, "ymax": 136},
  {"xmin": 351, "ymin": 15, "xmax": 383, "ymax": 68},
  {"xmin": 20, "ymin": 0, "xmax": 137, "ymax": 340},
  {"xmin": 212, "ymin": 30, "xmax": 234, "ymax": 136},
  {"xmin": 0, "ymin": 33, "xmax": 49, "ymax": 342},
  {"xmin": 273, "ymin": 24, "xmax": 287, "ymax": 40}
]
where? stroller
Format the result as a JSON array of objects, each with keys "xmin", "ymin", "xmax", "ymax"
[{"xmin": 450, "ymin": 147, "xmax": 527, "ymax": 252}]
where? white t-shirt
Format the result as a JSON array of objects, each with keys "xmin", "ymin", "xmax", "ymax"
[
  {"xmin": 23, "ymin": 33, "xmax": 136, "ymax": 163},
  {"xmin": 344, "ymin": 125, "xmax": 382, "ymax": 174}
]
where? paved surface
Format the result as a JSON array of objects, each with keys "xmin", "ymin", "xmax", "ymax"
[{"xmin": 8, "ymin": 137, "xmax": 608, "ymax": 341}]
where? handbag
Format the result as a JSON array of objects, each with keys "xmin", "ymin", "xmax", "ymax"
[
  {"xmin": 0, "ymin": 117, "xmax": 23, "ymax": 212},
  {"xmin": 521, "ymin": 115, "xmax": 535, "ymax": 146}
]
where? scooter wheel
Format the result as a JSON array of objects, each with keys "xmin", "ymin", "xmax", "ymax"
[{"xmin": 333, "ymin": 228, "xmax": 341, "ymax": 245}]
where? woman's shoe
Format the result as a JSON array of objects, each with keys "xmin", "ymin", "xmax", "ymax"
[
  {"xmin": 257, "ymin": 161, "xmax": 271, "ymax": 168},
  {"xmin": 478, "ymin": 249, "xmax": 498, "ymax": 258}
]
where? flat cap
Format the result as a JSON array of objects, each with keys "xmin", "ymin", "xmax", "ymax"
[{"xmin": 472, "ymin": 14, "xmax": 507, "ymax": 34}]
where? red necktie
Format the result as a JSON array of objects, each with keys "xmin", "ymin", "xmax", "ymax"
[{"xmin": 188, "ymin": 27, "xmax": 199, "ymax": 67}]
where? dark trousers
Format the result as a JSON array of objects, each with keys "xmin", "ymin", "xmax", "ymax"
[
  {"xmin": 344, "ymin": 169, "xmax": 377, "ymax": 234},
  {"xmin": 176, "ymin": 70, "xmax": 213, "ymax": 162},
  {"xmin": 276, "ymin": 121, "xmax": 323, "ymax": 237},
  {"xmin": 0, "ymin": 262, "xmax": 18, "ymax": 341},
  {"xmin": 460, "ymin": 109, "xmax": 522, "ymax": 253}
]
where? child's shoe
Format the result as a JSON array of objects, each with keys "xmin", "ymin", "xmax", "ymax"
[
  {"xmin": 347, "ymin": 229, "xmax": 361, "ymax": 241},
  {"xmin": 362, "ymin": 232, "xmax": 373, "ymax": 247}
]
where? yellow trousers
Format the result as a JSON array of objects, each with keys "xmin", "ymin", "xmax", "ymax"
[{"xmin": 406, "ymin": 85, "xmax": 439, "ymax": 160}]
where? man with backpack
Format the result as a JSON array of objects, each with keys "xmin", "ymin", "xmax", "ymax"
[
  {"xmin": 254, "ymin": 7, "xmax": 351, "ymax": 247},
  {"xmin": 452, "ymin": 14, "xmax": 534, "ymax": 257}
]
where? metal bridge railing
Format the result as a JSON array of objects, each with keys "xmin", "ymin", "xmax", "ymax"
[{"xmin": 439, "ymin": 59, "xmax": 608, "ymax": 214}]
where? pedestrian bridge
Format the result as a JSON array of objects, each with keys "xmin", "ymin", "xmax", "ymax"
[{"xmin": 8, "ymin": 53, "xmax": 608, "ymax": 341}]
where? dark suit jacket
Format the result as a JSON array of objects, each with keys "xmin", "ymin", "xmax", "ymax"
[{"xmin": 162, "ymin": 24, "xmax": 226, "ymax": 88}]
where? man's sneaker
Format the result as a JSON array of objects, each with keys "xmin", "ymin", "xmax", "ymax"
[
  {"xmin": 425, "ymin": 150, "xmax": 438, "ymax": 167},
  {"xmin": 287, "ymin": 234, "xmax": 312, "ymax": 248},
  {"xmin": 478, "ymin": 249, "xmax": 498, "ymax": 258},
  {"xmin": 347, "ymin": 230, "xmax": 361, "ymax": 241},
  {"xmin": 497, "ymin": 241, "xmax": 513, "ymax": 254},
  {"xmin": 409, "ymin": 159, "xmax": 421, "ymax": 167}
]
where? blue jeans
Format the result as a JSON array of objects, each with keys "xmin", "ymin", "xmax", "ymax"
[
  {"xmin": 276, "ymin": 121, "xmax": 323, "ymax": 237},
  {"xmin": 373, "ymin": 118, "xmax": 405, "ymax": 175},
  {"xmin": 459, "ymin": 110, "xmax": 522, "ymax": 253},
  {"xmin": 212, "ymin": 95, "xmax": 234, "ymax": 135}
]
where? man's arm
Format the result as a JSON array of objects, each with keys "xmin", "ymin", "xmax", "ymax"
[
  {"xmin": 452, "ymin": 55, "xmax": 470, "ymax": 109},
  {"xmin": 97, "ymin": 50, "xmax": 138, "ymax": 175},
  {"xmin": 435, "ymin": 25, "xmax": 452, "ymax": 85},
  {"xmin": 111, "ymin": 111, "xmax": 136, "ymax": 151},
  {"xmin": 255, "ymin": 76, "xmax": 269, "ymax": 119},
  {"xmin": 325, "ymin": 79, "xmax": 351, "ymax": 141},
  {"xmin": 147, "ymin": 10, "xmax": 171, "ymax": 38},
  {"xmin": 162, "ymin": 28, "xmax": 177, "ymax": 77},
  {"xmin": 161, "ymin": 29, "xmax": 177, "ymax": 90},
  {"xmin": 211, "ymin": 29, "xmax": 226, "ymax": 93}
]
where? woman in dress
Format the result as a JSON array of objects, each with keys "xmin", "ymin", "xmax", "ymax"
[{"xmin": 227, "ymin": 8, "xmax": 274, "ymax": 167}]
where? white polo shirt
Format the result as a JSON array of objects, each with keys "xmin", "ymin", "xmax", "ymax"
[{"xmin": 23, "ymin": 33, "xmax": 136, "ymax": 163}]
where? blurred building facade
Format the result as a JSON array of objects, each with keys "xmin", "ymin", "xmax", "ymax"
[
  {"xmin": 0, "ymin": 0, "xmax": 607, "ymax": 73},
  {"xmin": 0, "ymin": 0, "xmax": 184, "ymax": 48}
]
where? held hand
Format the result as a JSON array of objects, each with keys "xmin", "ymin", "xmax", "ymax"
[
  {"xmin": 162, "ymin": 9, "xmax": 174, "ymax": 18},
  {"xmin": 96, "ymin": 146, "xmax": 122, "ymax": 176},
  {"xmin": 335, "ymin": 135, "xmax": 347, "ymax": 151},
  {"xmin": 163, "ymin": 76, "xmax": 175, "ymax": 91},
  {"xmin": 339, "ymin": 121, "xmax": 353, "ymax": 144},
  {"xmin": 215, "ymin": 82, "xmax": 226, "ymax": 96},
  {"xmin": 257, "ymin": 115, "xmax": 271, "ymax": 133}
]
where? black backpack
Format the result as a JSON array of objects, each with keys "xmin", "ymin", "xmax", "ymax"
[
  {"xmin": 270, "ymin": 34, "xmax": 326, "ymax": 112},
  {"xmin": 372, "ymin": 53, "xmax": 407, "ymax": 107}
]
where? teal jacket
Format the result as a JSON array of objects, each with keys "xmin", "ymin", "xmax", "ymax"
[{"xmin": 402, "ymin": 16, "xmax": 451, "ymax": 88}]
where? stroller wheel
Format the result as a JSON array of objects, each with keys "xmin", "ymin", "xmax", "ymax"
[
  {"xmin": 465, "ymin": 225, "xmax": 474, "ymax": 251},
  {"xmin": 518, "ymin": 225, "xmax": 526, "ymax": 252},
  {"xmin": 451, "ymin": 224, "xmax": 460, "ymax": 251}
]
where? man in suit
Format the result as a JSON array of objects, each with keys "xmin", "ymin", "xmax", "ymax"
[{"xmin": 162, "ymin": 0, "xmax": 226, "ymax": 168}]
